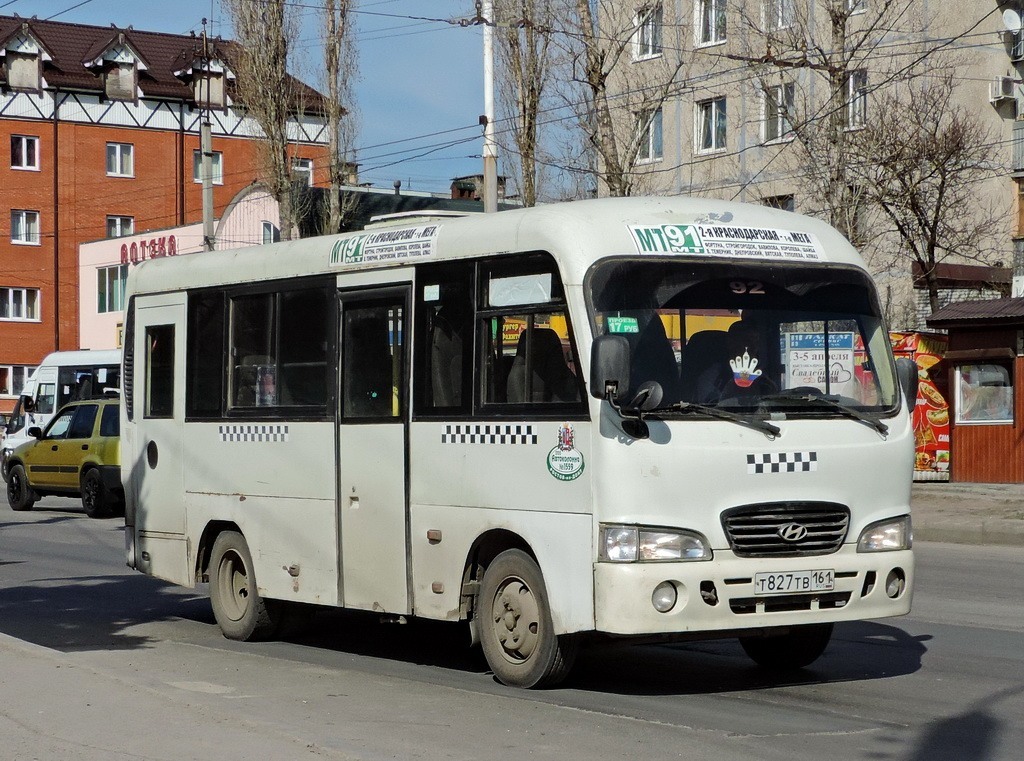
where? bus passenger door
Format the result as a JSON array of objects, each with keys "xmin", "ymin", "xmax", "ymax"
[
  {"xmin": 337, "ymin": 289, "xmax": 410, "ymax": 614},
  {"xmin": 130, "ymin": 301, "xmax": 186, "ymax": 543}
]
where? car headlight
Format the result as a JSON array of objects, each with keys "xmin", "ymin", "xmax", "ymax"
[
  {"xmin": 857, "ymin": 515, "xmax": 912, "ymax": 552},
  {"xmin": 599, "ymin": 524, "xmax": 712, "ymax": 562}
]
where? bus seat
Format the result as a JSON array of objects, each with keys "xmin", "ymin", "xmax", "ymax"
[
  {"xmin": 507, "ymin": 327, "xmax": 578, "ymax": 403},
  {"xmin": 430, "ymin": 308, "xmax": 464, "ymax": 407},
  {"xmin": 629, "ymin": 315, "xmax": 681, "ymax": 403},
  {"xmin": 678, "ymin": 331, "xmax": 729, "ymax": 402}
]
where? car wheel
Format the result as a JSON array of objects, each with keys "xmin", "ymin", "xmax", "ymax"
[
  {"xmin": 208, "ymin": 530, "xmax": 282, "ymax": 641},
  {"xmin": 479, "ymin": 549, "xmax": 577, "ymax": 688},
  {"xmin": 81, "ymin": 469, "xmax": 111, "ymax": 519},
  {"xmin": 6, "ymin": 464, "xmax": 37, "ymax": 512}
]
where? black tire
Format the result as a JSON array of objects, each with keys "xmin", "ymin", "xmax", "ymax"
[
  {"xmin": 6, "ymin": 463, "xmax": 36, "ymax": 511},
  {"xmin": 208, "ymin": 530, "xmax": 281, "ymax": 641},
  {"xmin": 479, "ymin": 549, "xmax": 577, "ymax": 688},
  {"xmin": 81, "ymin": 469, "xmax": 111, "ymax": 519},
  {"xmin": 740, "ymin": 623, "xmax": 833, "ymax": 670}
]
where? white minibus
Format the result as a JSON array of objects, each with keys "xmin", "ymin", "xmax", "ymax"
[
  {"xmin": 2, "ymin": 349, "xmax": 121, "ymax": 480},
  {"xmin": 121, "ymin": 197, "xmax": 916, "ymax": 688}
]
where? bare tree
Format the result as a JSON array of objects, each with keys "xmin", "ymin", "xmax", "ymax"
[
  {"xmin": 494, "ymin": 0, "xmax": 557, "ymax": 206},
  {"xmin": 551, "ymin": 1, "xmax": 686, "ymax": 197},
  {"xmin": 322, "ymin": 0, "xmax": 359, "ymax": 233},
  {"xmin": 729, "ymin": 0, "xmax": 934, "ymax": 242},
  {"xmin": 223, "ymin": 0, "xmax": 301, "ymax": 239},
  {"xmin": 851, "ymin": 74, "xmax": 1007, "ymax": 314}
]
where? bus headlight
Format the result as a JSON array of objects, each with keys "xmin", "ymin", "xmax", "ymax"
[
  {"xmin": 599, "ymin": 525, "xmax": 712, "ymax": 562},
  {"xmin": 857, "ymin": 515, "xmax": 912, "ymax": 552}
]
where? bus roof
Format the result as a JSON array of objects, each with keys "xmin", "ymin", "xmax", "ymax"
[
  {"xmin": 34, "ymin": 349, "xmax": 121, "ymax": 367},
  {"xmin": 126, "ymin": 196, "xmax": 867, "ymax": 296}
]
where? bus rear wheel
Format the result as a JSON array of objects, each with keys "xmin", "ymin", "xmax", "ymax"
[
  {"xmin": 209, "ymin": 531, "xmax": 281, "ymax": 641},
  {"xmin": 479, "ymin": 549, "xmax": 577, "ymax": 688},
  {"xmin": 739, "ymin": 623, "xmax": 833, "ymax": 670}
]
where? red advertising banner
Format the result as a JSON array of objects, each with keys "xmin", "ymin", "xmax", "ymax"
[{"xmin": 891, "ymin": 332, "xmax": 950, "ymax": 481}]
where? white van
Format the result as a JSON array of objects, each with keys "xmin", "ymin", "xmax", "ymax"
[{"xmin": 1, "ymin": 349, "xmax": 121, "ymax": 480}]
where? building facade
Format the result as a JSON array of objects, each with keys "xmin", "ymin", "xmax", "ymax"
[
  {"xmin": 600, "ymin": 1, "xmax": 1019, "ymax": 324},
  {"xmin": 0, "ymin": 15, "xmax": 329, "ymax": 414}
]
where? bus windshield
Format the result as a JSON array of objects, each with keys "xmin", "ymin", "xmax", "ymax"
[{"xmin": 587, "ymin": 258, "xmax": 899, "ymax": 415}]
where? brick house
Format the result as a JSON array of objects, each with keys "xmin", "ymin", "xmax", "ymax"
[{"xmin": 0, "ymin": 14, "xmax": 329, "ymax": 413}]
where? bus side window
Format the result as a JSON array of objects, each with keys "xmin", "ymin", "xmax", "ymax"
[{"xmin": 415, "ymin": 264, "xmax": 473, "ymax": 415}]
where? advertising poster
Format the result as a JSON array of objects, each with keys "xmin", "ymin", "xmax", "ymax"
[{"xmin": 891, "ymin": 332, "xmax": 950, "ymax": 481}]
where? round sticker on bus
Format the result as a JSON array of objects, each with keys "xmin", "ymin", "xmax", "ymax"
[{"xmin": 547, "ymin": 423, "xmax": 585, "ymax": 481}]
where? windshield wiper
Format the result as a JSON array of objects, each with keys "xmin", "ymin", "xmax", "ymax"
[
  {"xmin": 761, "ymin": 391, "xmax": 889, "ymax": 436},
  {"xmin": 651, "ymin": 402, "xmax": 781, "ymax": 438}
]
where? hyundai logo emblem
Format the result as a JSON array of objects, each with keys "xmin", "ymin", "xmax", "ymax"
[{"xmin": 778, "ymin": 522, "xmax": 809, "ymax": 542}]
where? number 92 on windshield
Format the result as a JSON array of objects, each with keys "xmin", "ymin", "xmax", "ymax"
[{"xmin": 754, "ymin": 569, "xmax": 835, "ymax": 596}]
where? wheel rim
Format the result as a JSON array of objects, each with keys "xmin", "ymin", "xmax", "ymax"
[
  {"xmin": 489, "ymin": 575, "xmax": 541, "ymax": 664},
  {"xmin": 7, "ymin": 470, "xmax": 22, "ymax": 504},
  {"xmin": 216, "ymin": 550, "xmax": 250, "ymax": 622},
  {"xmin": 83, "ymin": 476, "xmax": 98, "ymax": 511}
]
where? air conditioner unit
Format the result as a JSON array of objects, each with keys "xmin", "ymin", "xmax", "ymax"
[
  {"xmin": 990, "ymin": 76, "xmax": 1016, "ymax": 104},
  {"xmin": 1012, "ymin": 30, "xmax": 1024, "ymax": 62}
]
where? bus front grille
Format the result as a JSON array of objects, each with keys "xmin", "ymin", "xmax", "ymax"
[{"xmin": 721, "ymin": 502, "xmax": 850, "ymax": 557}]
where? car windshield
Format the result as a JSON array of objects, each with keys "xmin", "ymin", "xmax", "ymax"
[{"xmin": 586, "ymin": 258, "xmax": 899, "ymax": 415}]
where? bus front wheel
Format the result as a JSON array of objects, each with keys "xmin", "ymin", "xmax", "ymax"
[
  {"xmin": 739, "ymin": 623, "xmax": 833, "ymax": 670},
  {"xmin": 479, "ymin": 549, "xmax": 577, "ymax": 688},
  {"xmin": 209, "ymin": 531, "xmax": 281, "ymax": 641}
]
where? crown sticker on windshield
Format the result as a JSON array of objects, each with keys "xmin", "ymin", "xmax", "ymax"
[
  {"xmin": 730, "ymin": 350, "xmax": 763, "ymax": 388},
  {"xmin": 547, "ymin": 423, "xmax": 585, "ymax": 481}
]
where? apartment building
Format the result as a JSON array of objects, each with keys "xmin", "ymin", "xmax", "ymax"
[
  {"xmin": 601, "ymin": 1, "xmax": 1019, "ymax": 324},
  {"xmin": 0, "ymin": 14, "xmax": 329, "ymax": 414}
]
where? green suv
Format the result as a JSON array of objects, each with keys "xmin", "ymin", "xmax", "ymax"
[{"xmin": 6, "ymin": 396, "xmax": 122, "ymax": 518}]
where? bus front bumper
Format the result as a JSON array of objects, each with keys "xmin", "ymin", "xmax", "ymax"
[{"xmin": 593, "ymin": 546, "xmax": 914, "ymax": 635}]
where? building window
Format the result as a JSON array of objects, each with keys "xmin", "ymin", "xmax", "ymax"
[
  {"xmin": 848, "ymin": 0, "xmax": 867, "ymax": 13},
  {"xmin": 697, "ymin": 97, "xmax": 727, "ymax": 153},
  {"xmin": 637, "ymin": 108, "xmax": 663, "ymax": 161},
  {"xmin": 0, "ymin": 287, "xmax": 40, "ymax": 321},
  {"xmin": 6, "ymin": 51, "xmax": 40, "ymax": 91},
  {"xmin": 11, "ymin": 135, "xmax": 39, "ymax": 170},
  {"xmin": 105, "ymin": 62, "xmax": 135, "ymax": 100},
  {"xmin": 764, "ymin": 83, "xmax": 795, "ymax": 142},
  {"xmin": 192, "ymin": 150, "xmax": 224, "ymax": 185},
  {"xmin": 845, "ymin": 69, "xmax": 868, "ymax": 128},
  {"xmin": 0, "ymin": 365, "xmax": 33, "ymax": 397},
  {"xmin": 106, "ymin": 142, "xmax": 134, "ymax": 177},
  {"xmin": 97, "ymin": 264, "xmax": 128, "ymax": 313},
  {"xmin": 106, "ymin": 216, "xmax": 134, "ymax": 238},
  {"xmin": 762, "ymin": 194, "xmax": 795, "ymax": 212},
  {"xmin": 767, "ymin": 0, "xmax": 795, "ymax": 30},
  {"xmin": 634, "ymin": 5, "xmax": 663, "ymax": 59},
  {"xmin": 956, "ymin": 364, "xmax": 1012, "ymax": 424},
  {"xmin": 11, "ymin": 210, "xmax": 40, "ymax": 245},
  {"xmin": 292, "ymin": 158, "xmax": 313, "ymax": 186},
  {"xmin": 698, "ymin": 0, "xmax": 726, "ymax": 45},
  {"xmin": 262, "ymin": 221, "xmax": 280, "ymax": 244}
]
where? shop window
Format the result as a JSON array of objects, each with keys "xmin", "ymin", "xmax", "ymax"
[{"xmin": 956, "ymin": 363, "xmax": 1013, "ymax": 424}]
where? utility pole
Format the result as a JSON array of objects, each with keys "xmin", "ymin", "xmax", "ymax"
[
  {"xmin": 201, "ymin": 20, "xmax": 215, "ymax": 250},
  {"xmin": 481, "ymin": 0, "xmax": 498, "ymax": 213}
]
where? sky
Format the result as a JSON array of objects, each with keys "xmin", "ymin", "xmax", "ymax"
[{"xmin": 15, "ymin": 1, "xmax": 489, "ymax": 194}]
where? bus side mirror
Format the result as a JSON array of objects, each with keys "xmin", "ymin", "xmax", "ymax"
[
  {"xmin": 590, "ymin": 334, "xmax": 631, "ymax": 401},
  {"xmin": 895, "ymin": 358, "xmax": 918, "ymax": 412}
]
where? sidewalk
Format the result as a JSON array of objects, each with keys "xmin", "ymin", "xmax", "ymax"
[{"xmin": 911, "ymin": 481, "xmax": 1024, "ymax": 546}]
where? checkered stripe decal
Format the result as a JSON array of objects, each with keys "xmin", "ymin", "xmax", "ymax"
[
  {"xmin": 219, "ymin": 424, "xmax": 290, "ymax": 443},
  {"xmin": 747, "ymin": 451, "xmax": 817, "ymax": 474},
  {"xmin": 441, "ymin": 424, "xmax": 538, "ymax": 445}
]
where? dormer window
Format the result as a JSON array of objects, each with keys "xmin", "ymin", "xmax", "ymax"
[
  {"xmin": 3, "ymin": 27, "xmax": 48, "ymax": 93},
  {"xmin": 5, "ymin": 51, "xmax": 40, "ymax": 91},
  {"xmin": 105, "ymin": 61, "xmax": 135, "ymax": 100},
  {"xmin": 193, "ymin": 70, "xmax": 225, "ymax": 108}
]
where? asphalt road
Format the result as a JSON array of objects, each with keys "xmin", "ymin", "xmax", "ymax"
[{"xmin": 1, "ymin": 497, "xmax": 1021, "ymax": 761}]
